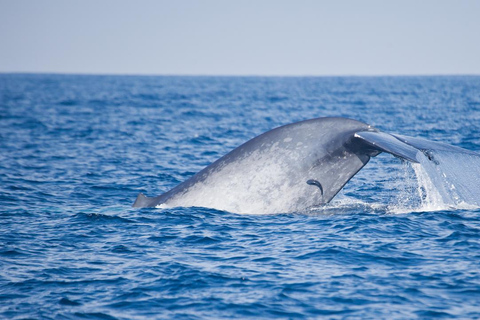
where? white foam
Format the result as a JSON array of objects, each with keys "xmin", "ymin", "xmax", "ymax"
[{"xmin": 388, "ymin": 150, "xmax": 480, "ymax": 214}]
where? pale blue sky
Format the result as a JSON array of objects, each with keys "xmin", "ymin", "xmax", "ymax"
[{"xmin": 1, "ymin": 0, "xmax": 479, "ymax": 76}]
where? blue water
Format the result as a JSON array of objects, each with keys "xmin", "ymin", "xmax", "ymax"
[{"xmin": 2, "ymin": 74, "xmax": 480, "ymax": 319}]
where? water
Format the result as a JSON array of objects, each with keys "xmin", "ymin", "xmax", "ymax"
[{"xmin": 2, "ymin": 74, "xmax": 480, "ymax": 319}]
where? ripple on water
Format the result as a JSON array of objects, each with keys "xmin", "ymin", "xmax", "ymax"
[{"xmin": 2, "ymin": 75, "xmax": 480, "ymax": 319}]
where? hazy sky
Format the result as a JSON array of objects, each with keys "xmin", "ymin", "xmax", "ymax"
[{"xmin": 1, "ymin": 0, "xmax": 479, "ymax": 76}]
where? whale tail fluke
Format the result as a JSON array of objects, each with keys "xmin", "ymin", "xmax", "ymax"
[
  {"xmin": 132, "ymin": 117, "xmax": 480, "ymax": 212},
  {"xmin": 354, "ymin": 131, "xmax": 420, "ymax": 163}
]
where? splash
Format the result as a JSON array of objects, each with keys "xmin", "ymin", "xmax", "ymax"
[
  {"xmin": 308, "ymin": 198, "xmax": 387, "ymax": 215},
  {"xmin": 389, "ymin": 150, "xmax": 480, "ymax": 214}
]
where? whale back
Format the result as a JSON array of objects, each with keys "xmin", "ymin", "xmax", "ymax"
[{"xmin": 134, "ymin": 117, "xmax": 377, "ymax": 213}]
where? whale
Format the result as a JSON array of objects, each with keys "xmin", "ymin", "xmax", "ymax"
[{"xmin": 133, "ymin": 117, "xmax": 480, "ymax": 213}]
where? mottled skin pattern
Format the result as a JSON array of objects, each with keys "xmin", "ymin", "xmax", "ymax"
[{"xmin": 133, "ymin": 117, "xmax": 474, "ymax": 213}]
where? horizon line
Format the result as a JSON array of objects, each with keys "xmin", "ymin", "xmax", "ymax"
[{"xmin": 1, "ymin": 71, "xmax": 480, "ymax": 78}]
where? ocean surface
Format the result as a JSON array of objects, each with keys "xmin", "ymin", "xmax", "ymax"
[{"xmin": 2, "ymin": 74, "xmax": 480, "ymax": 319}]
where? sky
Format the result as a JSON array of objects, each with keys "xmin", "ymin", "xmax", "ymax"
[{"xmin": 1, "ymin": 0, "xmax": 479, "ymax": 76}]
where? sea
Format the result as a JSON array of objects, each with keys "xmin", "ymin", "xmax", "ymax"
[{"xmin": 1, "ymin": 74, "xmax": 480, "ymax": 319}]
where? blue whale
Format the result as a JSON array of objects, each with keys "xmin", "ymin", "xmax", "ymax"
[{"xmin": 133, "ymin": 117, "xmax": 480, "ymax": 213}]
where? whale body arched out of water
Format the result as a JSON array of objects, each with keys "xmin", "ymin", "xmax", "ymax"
[{"xmin": 133, "ymin": 117, "xmax": 480, "ymax": 213}]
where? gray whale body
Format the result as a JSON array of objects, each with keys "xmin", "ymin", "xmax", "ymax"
[{"xmin": 133, "ymin": 117, "xmax": 479, "ymax": 213}]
